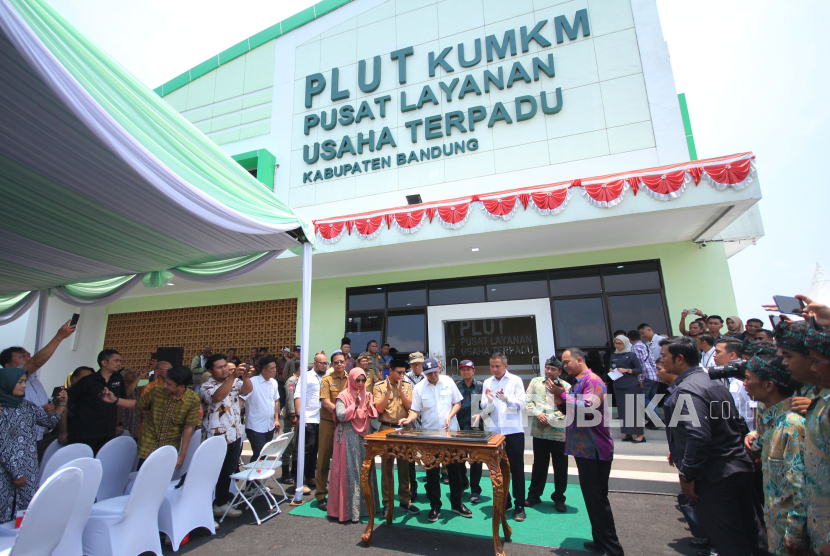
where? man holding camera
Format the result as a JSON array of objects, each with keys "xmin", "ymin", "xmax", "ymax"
[
  {"xmin": 659, "ymin": 336, "xmax": 767, "ymax": 556},
  {"xmin": 714, "ymin": 338, "xmax": 757, "ymax": 431}
]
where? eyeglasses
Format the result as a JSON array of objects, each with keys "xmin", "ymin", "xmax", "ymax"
[
  {"xmin": 355, "ymin": 378, "xmax": 367, "ymax": 383},
  {"xmin": 316, "ymin": 361, "xmax": 329, "ymax": 366},
  {"xmin": 333, "ymin": 360, "xmax": 346, "ymax": 366}
]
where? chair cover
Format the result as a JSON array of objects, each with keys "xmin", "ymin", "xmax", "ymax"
[
  {"xmin": 0, "ymin": 467, "xmax": 82, "ymax": 556},
  {"xmin": 171, "ymin": 428, "xmax": 201, "ymax": 481},
  {"xmin": 83, "ymin": 446, "xmax": 177, "ymax": 556},
  {"xmin": 95, "ymin": 436, "xmax": 137, "ymax": 501},
  {"xmin": 39, "ymin": 443, "xmax": 93, "ymax": 483},
  {"xmin": 53, "ymin": 458, "xmax": 103, "ymax": 556},
  {"xmin": 38, "ymin": 438, "xmax": 61, "ymax": 470},
  {"xmin": 158, "ymin": 437, "xmax": 226, "ymax": 551}
]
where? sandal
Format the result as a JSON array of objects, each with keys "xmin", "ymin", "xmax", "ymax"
[{"xmin": 622, "ymin": 435, "xmax": 633, "ymax": 442}]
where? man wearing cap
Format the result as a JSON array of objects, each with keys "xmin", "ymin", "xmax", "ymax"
[
  {"xmin": 340, "ymin": 338, "xmax": 356, "ymax": 372},
  {"xmin": 525, "ymin": 357, "xmax": 571, "ymax": 513},
  {"xmin": 399, "ymin": 358, "xmax": 472, "ymax": 522},
  {"xmin": 315, "ymin": 350, "xmax": 349, "ymax": 511},
  {"xmin": 374, "ymin": 358, "xmax": 419, "ymax": 516},
  {"xmin": 455, "ymin": 360, "xmax": 484, "ymax": 503},
  {"xmin": 743, "ymin": 354, "xmax": 808, "ymax": 555},
  {"xmin": 804, "ymin": 324, "xmax": 830, "ymax": 556},
  {"xmin": 404, "ymin": 352, "xmax": 427, "ymax": 497},
  {"xmin": 480, "ymin": 352, "xmax": 528, "ymax": 522}
]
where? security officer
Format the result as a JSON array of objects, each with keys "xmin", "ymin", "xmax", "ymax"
[
  {"xmin": 315, "ymin": 351, "xmax": 349, "ymax": 512},
  {"xmin": 373, "ymin": 358, "xmax": 420, "ymax": 516},
  {"xmin": 279, "ymin": 358, "xmax": 301, "ymax": 484},
  {"xmin": 357, "ymin": 352, "xmax": 383, "ymax": 396}
]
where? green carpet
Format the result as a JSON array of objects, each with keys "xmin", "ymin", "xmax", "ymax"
[{"xmin": 289, "ymin": 472, "xmax": 592, "ymax": 551}]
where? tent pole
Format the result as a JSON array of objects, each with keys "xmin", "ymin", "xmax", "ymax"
[
  {"xmin": 293, "ymin": 242, "xmax": 313, "ymax": 503},
  {"xmin": 34, "ymin": 290, "xmax": 48, "ymax": 352}
]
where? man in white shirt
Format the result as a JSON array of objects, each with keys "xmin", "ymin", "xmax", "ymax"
[
  {"xmin": 294, "ymin": 352, "xmax": 327, "ymax": 489},
  {"xmin": 698, "ymin": 335, "xmax": 717, "ymax": 369},
  {"xmin": 399, "ymin": 358, "xmax": 471, "ymax": 522},
  {"xmin": 480, "ymin": 352, "xmax": 528, "ymax": 522},
  {"xmin": 638, "ymin": 323, "xmax": 666, "ymax": 364},
  {"xmin": 713, "ymin": 339, "xmax": 757, "ymax": 430},
  {"xmin": 242, "ymin": 355, "xmax": 281, "ymax": 463}
]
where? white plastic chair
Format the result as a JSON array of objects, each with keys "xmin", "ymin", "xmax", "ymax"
[
  {"xmin": 53, "ymin": 458, "xmax": 103, "ymax": 556},
  {"xmin": 241, "ymin": 431, "xmax": 293, "ymax": 502},
  {"xmin": 39, "ymin": 438, "xmax": 62, "ymax": 470},
  {"xmin": 158, "ymin": 437, "xmax": 226, "ymax": 551},
  {"xmin": 82, "ymin": 445, "xmax": 177, "ymax": 556},
  {"xmin": 0, "ymin": 467, "xmax": 82, "ymax": 556},
  {"xmin": 171, "ymin": 428, "xmax": 201, "ymax": 481},
  {"xmin": 223, "ymin": 434, "xmax": 291, "ymax": 525},
  {"xmin": 39, "ymin": 443, "xmax": 93, "ymax": 483},
  {"xmin": 95, "ymin": 435, "xmax": 137, "ymax": 501}
]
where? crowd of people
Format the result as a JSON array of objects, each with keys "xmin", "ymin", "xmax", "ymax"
[{"xmin": 0, "ymin": 296, "xmax": 828, "ymax": 556}]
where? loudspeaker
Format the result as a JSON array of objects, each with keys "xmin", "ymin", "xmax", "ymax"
[{"xmin": 156, "ymin": 346, "xmax": 184, "ymax": 367}]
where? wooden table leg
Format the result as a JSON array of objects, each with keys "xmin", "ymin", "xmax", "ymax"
[
  {"xmin": 361, "ymin": 447, "xmax": 377, "ymax": 546},
  {"xmin": 384, "ymin": 452, "xmax": 395, "ymax": 525},
  {"xmin": 488, "ymin": 455, "xmax": 507, "ymax": 556},
  {"xmin": 499, "ymin": 455, "xmax": 513, "ymax": 543}
]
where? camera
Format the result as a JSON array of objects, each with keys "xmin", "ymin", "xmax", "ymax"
[{"xmin": 709, "ymin": 359, "xmax": 747, "ymax": 381}]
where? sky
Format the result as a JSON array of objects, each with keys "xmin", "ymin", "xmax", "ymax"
[{"xmin": 47, "ymin": 0, "xmax": 830, "ymax": 324}]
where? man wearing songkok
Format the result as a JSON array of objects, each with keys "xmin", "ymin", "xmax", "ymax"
[
  {"xmin": 373, "ymin": 358, "xmax": 418, "ymax": 516},
  {"xmin": 743, "ymin": 354, "xmax": 808, "ymax": 555},
  {"xmin": 525, "ymin": 357, "xmax": 570, "ymax": 512},
  {"xmin": 398, "ymin": 358, "xmax": 471, "ymax": 522},
  {"xmin": 803, "ymin": 327, "xmax": 830, "ymax": 555}
]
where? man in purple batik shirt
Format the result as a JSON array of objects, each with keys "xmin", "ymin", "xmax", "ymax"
[{"xmin": 549, "ymin": 348, "xmax": 623, "ymax": 556}]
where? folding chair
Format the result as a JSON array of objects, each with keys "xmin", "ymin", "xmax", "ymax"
[
  {"xmin": 222, "ymin": 433, "xmax": 291, "ymax": 525},
  {"xmin": 240, "ymin": 431, "xmax": 293, "ymax": 504}
]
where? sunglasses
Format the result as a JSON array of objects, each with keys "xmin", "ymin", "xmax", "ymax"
[{"xmin": 355, "ymin": 378, "xmax": 367, "ymax": 383}]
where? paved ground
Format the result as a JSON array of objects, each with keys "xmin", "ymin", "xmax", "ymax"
[{"xmin": 160, "ymin": 488, "xmax": 701, "ymax": 556}]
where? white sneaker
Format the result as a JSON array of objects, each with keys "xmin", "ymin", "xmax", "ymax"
[{"xmin": 214, "ymin": 503, "xmax": 242, "ymax": 518}]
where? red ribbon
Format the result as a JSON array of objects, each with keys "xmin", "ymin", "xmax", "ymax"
[
  {"xmin": 394, "ymin": 210, "xmax": 424, "ymax": 229},
  {"xmin": 481, "ymin": 196, "xmax": 517, "ymax": 216},
  {"xmin": 317, "ymin": 222, "xmax": 345, "ymax": 240},
  {"xmin": 703, "ymin": 159, "xmax": 752, "ymax": 184},
  {"xmin": 583, "ymin": 180, "xmax": 625, "ymax": 203},
  {"xmin": 437, "ymin": 203, "xmax": 470, "ymax": 225},
  {"xmin": 530, "ymin": 189, "xmax": 569, "ymax": 210},
  {"xmin": 354, "ymin": 217, "xmax": 383, "ymax": 236},
  {"xmin": 640, "ymin": 170, "xmax": 686, "ymax": 195}
]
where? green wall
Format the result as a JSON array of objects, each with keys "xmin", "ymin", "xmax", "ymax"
[{"xmin": 106, "ymin": 240, "xmax": 737, "ymax": 362}]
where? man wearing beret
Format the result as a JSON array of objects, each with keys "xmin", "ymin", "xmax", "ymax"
[{"xmin": 743, "ymin": 354, "xmax": 808, "ymax": 555}]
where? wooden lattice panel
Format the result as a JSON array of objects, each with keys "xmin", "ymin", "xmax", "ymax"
[{"xmin": 103, "ymin": 298, "xmax": 297, "ymax": 369}]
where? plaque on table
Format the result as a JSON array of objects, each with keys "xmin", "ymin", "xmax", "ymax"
[{"xmin": 385, "ymin": 429, "xmax": 496, "ymax": 443}]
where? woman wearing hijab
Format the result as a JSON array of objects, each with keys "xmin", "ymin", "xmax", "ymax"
[
  {"xmin": 0, "ymin": 367, "xmax": 67, "ymax": 523},
  {"xmin": 327, "ymin": 368, "xmax": 380, "ymax": 523},
  {"xmin": 725, "ymin": 316, "xmax": 745, "ymax": 341},
  {"xmin": 610, "ymin": 335, "xmax": 644, "ymax": 443}
]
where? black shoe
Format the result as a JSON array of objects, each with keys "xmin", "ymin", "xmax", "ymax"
[
  {"xmin": 451, "ymin": 503, "xmax": 472, "ymax": 518},
  {"xmin": 470, "ymin": 492, "xmax": 480, "ymax": 504},
  {"xmin": 399, "ymin": 503, "xmax": 420, "ymax": 515},
  {"xmin": 278, "ymin": 475, "xmax": 294, "ymax": 485},
  {"xmin": 689, "ymin": 538, "xmax": 710, "ymax": 549},
  {"xmin": 441, "ymin": 476, "xmax": 449, "ymax": 485},
  {"xmin": 555, "ymin": 499, "xmax": 567, "ymax": 513},
  {"xmin": 622, "ymin": 436, "xmax": 633, "ymax": 442},
  {"xmin": 583, "ymin": 541, "xmax": 601, "ymax": 552},
  {"xmin": 513, "ymin": 506, "xmax": 526, "ymax": 521},
  {"xmin": 317, "ymin": 499, "xmax": 327, "ymax": 511},
  {"xmin": 632, "ymin": 437, "xmax": 647, "ymax": 443},
  {"xmin": 428, "ymin": 508, "xmax": 441, "ymax": 522},
  {"xmin": 525, "ymin": 497, "xmax": 542, "ymax": 507},
  {"xmin": 382, "ymin": 506, "xmax": 389, "ymax": 516}
]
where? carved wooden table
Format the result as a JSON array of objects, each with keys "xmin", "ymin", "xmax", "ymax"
[{"xmin": 360, "ymin": 429, "xmax": 512, "ymax": 556}]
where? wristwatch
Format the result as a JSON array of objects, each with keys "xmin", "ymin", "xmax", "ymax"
[{"xmin": 678, "ymin": 472, "xmax": 694, "ymax": 483}]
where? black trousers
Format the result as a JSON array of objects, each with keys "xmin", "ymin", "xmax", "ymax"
[
  {"xmin": 214, "ymin": 438, "xmax": 242, "ymax": 506},
  {"xmin": 282, "ymin": 422, "xmax": 298, "ymax": 477},
  {"xmin": 528, "ymin": 437, "xmax": 568, "ymax": 502},
  {"xmin": 245, "ymin": 428, "xmax": 274, "ymax": 463},
  {"xmin": 503, "ymin": 433, "xmax": 526, "ymax": 506},
  {"xmin": 303, "ymin": 423, "xmax": 319, "ymax": 481},
  {"xmin": 461, "ymin": 460, "xmax": 482, "ymax": 494},
  {"xmin": 425, "ymin": 461, "xmax": 462, "ymax": 510},
  {"xmin": 409, "ymin": 461, "xmax": 418, "ymax": 493},
  {"xmin": 695, "ymin": 472, "xmax": 769, "ymax": 556},
  {"xmin": 575, "ymin": 457, "xmax": 624, "ymax": 556}
]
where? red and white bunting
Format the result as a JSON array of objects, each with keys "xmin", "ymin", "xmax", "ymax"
[
  {"xmin": 392, "ymin": 210, "xmax": 426, "ymax": 235},
  {"xmin": 529, "ymin": 189, "xmax": 571, "ymax": 215},
  {"xmin": 312, "ymin": 152, "xmax": 757, "ymax": 243},
  {"xmin": 478, "ymin": 196, "xmax": 519, "ymax": 221}
]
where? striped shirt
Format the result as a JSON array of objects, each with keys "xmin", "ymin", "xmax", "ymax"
[{"xmin": 632, "ymin": 340, "xmax": 658, "ymax": 382}]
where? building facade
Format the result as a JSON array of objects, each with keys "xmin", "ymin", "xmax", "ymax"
[{"xmin": 10, "ymin": 0, "xmax": 765, "ymax": 386}]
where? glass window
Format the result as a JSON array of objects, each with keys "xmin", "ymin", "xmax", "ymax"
[
  {"xmin": 607, "ymin": 293, "xmax": 670, "ymax": 338},
  {"xmin": 602, "ymin": 262, "xmax": 661, "ymax": 292},
  {"xmin": 553, "ymin": 297, "xmax": 607, "ymax": 347},
  {"xmin": 549, "ymin": 267, "xmax": 602, "ymax": 297},
  {"xmin": 486, "ymin": 273, "xmax": 548, "ymax": 301},
  {"xmin": 348, "ymin": 287, "xmax": 385, "ymax": 311},
  {"xmin": 386, "ymin": 311, "xmax": 426, "ymax": 353},
  {"xmin": 387, "ymin": 284, "xmax": 427, "ymax": 308},
  {"xmin": 345, "ymin": 313, "xmax": 383, "ymax": 351},
  {"xmin": 429, "ymin": 278, "xmax": 485, "ymax": 306}
]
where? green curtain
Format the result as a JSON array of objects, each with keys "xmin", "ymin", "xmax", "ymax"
[
  {"xmin": 142, "ymin": 270, "xmax": 173, "ymax": 289},
  {"xmin": 61, "ymin": 275, "xmax": 137, "ymax": 300},
  {"xmin": 174, "ymin": 252, "xmax": 271, "ymax": 276},
  {"xmin": 0, "ymin": 291, "xmax": 31, "ymax": 312}
]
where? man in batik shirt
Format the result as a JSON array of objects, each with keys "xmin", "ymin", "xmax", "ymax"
[
  {"xmin": 804, "ymin": 326, "xmax": 830, "ymax": 556},
  {"xmin": 743, "ymin": 354, "xmax": 808, "ymax": 555}
]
